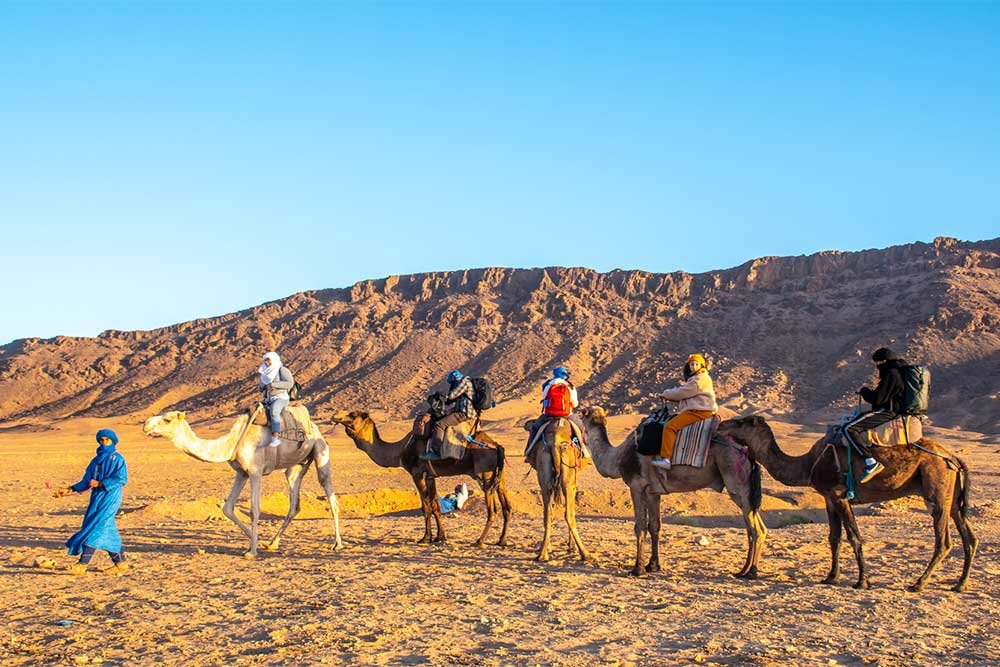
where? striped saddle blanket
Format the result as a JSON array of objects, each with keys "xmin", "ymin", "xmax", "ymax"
[{"xmin": 672, "ymin": 414, "xmax": 721, "ymax": 468}]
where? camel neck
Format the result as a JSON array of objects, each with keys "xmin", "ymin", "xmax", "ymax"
[
  {"xmin": 171, "ymin": 417, "xmax": 245, "ymax": 463},
  {"xmin": 583, "ymin": 420, "xmax": 626, "ymax": 479},
  {"xmin": 743, "ymin": 424, "xmax": 813, "ymax": 487},
  {"xmin": 351, "ymin": 422, "xmax": 411, "ymax": 468}
]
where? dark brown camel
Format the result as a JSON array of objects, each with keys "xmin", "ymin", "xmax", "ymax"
[
  {"xmin": 332, "ymin": 410, "xmax": 511, "ymax": 547},
  {"xmin": 719, "ymin": 416, "xmax": 977, "ymax": 592}
]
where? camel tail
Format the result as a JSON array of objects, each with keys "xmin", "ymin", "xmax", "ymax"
[
  {"xmin": 484, "ymin": 446, "xmax": 506, "ymax": 494},
  {"xmin": 955, "ymin": 456, "xmax": 971, "ymax": 520},
  {"xmin": 749, "ymin": 455, "xmax": 763, "ymax": 512}
]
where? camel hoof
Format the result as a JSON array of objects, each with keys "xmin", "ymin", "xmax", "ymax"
[
  {"xmin": 735, "ymin": 567, "xmax": 758, "ymax": 580},
  {"xmin": 907, "ymin": 582, "xmax": 925, "ymax": 593},
  {"xmin": 645, "ymin": 562, "xmax": 661, "ymax": 573},
  {"xmin": 821, "ymin": 575, "xmax": 838, "ymax": 585},
  {"xmin": 496, "ymin": 540, "xmax": 509, "ymax": 548},
  {"xmin": 853, "ymin": 579, "xmax": 871, "ymax": 590},
  {"xmin": 952, "ymin": 582, "xmax": 968, "ymax": 593},
  {"xmin": 417, "ymin": 537, "xmax": 432, "ymax": 545},
  {"xmin": 535, "ymin": 554, "xmax": 550, "ymax": 563},
  {"xmin": 473, "ymin": 541, "xmax": 486, "ymax": 550},
  {"xmin": 243, "ymin": 551, "xmax": 257, "ymax": 560},
  {"xmin": 263, "ymin": 541, "xmax": 280, "ymax": 552},
  {"xmin": 627, "ymin": 567, "xmax": 647, "ymax": 578},
  {"xmin": 332, "ymin": 541, "xmax": 344, "ymax": 552}
]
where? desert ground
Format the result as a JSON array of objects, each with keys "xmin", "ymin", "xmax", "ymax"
[{"xmin": 1, "ymin": 408, "xmax": 998, "ymax": 667}]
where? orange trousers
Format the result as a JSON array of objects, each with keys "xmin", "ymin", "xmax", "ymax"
[{"xmin": 660, "ymin": 410, "xmax": 716, "ymax": 459}]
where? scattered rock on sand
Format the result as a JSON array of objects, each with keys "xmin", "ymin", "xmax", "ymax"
[{"xmin": 695, "ymin": 535, "xmax": 710, "ymax": 547}]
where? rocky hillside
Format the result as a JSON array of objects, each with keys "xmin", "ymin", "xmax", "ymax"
[{"xmin": 2, "ymin": 237, "xmax": 999, "ymax": 433}]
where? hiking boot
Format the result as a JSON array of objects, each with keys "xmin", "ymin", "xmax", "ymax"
[
  {"xmin": 102, "ymin": 562, "xmax": 130, "ymax": 576},
  {"xmin": 66, "ymin": 563, "xmax": 89, "ymax": 576},
  {"xmin": 651, "ymin": 457, "xmax": 672, "ymax": 470},
  {"xmin": 859, "ymin": 461, "xmax": 885, "ymax": 484}
]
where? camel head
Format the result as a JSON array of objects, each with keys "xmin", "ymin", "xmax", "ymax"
[
  {"xmin": 578, "ymin": 405, "xmax": 608, "ymax": 425},
  {"xmin": 142, "ymin": 411, "xmax": 188, "ymax": 438},
  {"xmin": 717, "ymin": 414, "xmax": 769, "ymax": 447},
  {"xmin": 331, "ymin": 410, "xmax": 375, "ymax": 443}
]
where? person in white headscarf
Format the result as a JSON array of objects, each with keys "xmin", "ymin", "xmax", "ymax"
[{"xmin": 258, "ymin": 352, "xmax": 295, "ymax": 447}]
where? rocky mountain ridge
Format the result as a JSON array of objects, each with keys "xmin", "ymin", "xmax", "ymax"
[{"xmin": 2, "ymin": 236, "xmax": 999, "ymax": 433}]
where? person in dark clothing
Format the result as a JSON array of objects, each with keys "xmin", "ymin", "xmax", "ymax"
[
  {"xmin": 844, "ymin": 347, "xmax": 908, "ymax": 483},
  {"xmin": 422, "ymin": 370, "xmax": 478, "ymax": 460}
]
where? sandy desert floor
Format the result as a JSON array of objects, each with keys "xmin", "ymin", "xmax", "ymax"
[{"xmin": 0, "ymin": 411, "xmax": 998, "ymax": 666}]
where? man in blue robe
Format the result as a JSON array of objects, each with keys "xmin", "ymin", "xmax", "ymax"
[{"xmin": 54, "ymin": 429, "xmax": 129, "ymax": 575}]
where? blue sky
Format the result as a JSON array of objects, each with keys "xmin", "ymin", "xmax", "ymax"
[{"xmin": 2, "ymin": 2, "xmax": 997, "ymax": 345}]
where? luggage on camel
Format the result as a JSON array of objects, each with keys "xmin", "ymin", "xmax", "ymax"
[
  {"xmin": 470, "ymin": 377, "xmax": 495, "ymax": 413},
  {"xmin": 898, "ymin": 365, "xmax": 931, "ymax": 415},
  {"xmin": 543, "ymin": 383, "xmax": 573, "ymax": 417}
]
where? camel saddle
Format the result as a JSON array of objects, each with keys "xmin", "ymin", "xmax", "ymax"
[
  {"xmin": 250, "ymin": 403, "xmax": 308, "ymax": 443},
  {"xmin": 524, "ymin": 417, "xmax": 589, "ymax": 471},
  {"xmin": 824, "ymin": 415, "xmax": 922, "ymax": 448}
]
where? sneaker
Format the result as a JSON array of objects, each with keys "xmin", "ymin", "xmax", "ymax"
[
  {"xmin": 651, "ymin": 457, "xmax": 672, "ymax": 470},
  {"xmin": 859, "ymin": 461, "xmax": 885, "ymax": 484},
  {"xmin": 66, "ymin": 563, "xmax": 89, "ymax": 576},
  {"xmin": 267, "ymin": 436, "xmax": 282, "ymax": 448},
  {"xmin": 101, "ymin": 562, "xmax": 130, "ymax": 576}
]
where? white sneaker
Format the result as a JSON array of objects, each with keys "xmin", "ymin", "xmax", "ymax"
[
  {"xmin": 651, "ymin": 457, "xmax": 672, "ymax": 469},
  {"xmin": 268, "ymin": 436, "xmax": 282, "ymax": 448}
]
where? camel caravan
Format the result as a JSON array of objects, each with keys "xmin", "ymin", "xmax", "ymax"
[{"xmin": 138, "ymin": 347, "xmax": 978, "ymax": 592}]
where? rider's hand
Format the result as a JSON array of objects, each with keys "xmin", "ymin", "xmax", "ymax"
[
  {"xmin": 53, "ymin": 487, "xmax": 71, "ymax": 498},
  {"xmin": 89, "ymin": 480, "xmax": 101, "ymax": 489}
]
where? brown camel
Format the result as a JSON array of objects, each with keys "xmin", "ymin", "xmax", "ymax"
[
  {"xmin": 719, "ymin": 415, "xmax": 977, "ymax": 592},
  {"xmin": 522, "ymin": 418, "xmax": 589, "ymax": 562},
  {"xmin": 331, "ymin": 411, "xmax": 511, "ymax": 547},
  {"xmin": 581, "ymin": 407, "xmax": 766, "ymax": 578}
]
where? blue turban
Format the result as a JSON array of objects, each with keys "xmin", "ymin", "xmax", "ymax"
[{"xmin": 95, "ymin": 429, "xmax": 119, "ymax": 446}]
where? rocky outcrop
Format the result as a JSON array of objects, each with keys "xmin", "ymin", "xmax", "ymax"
[{"xmin": 2, "ymin": 237, "xmax": 999, "ymax": 433}]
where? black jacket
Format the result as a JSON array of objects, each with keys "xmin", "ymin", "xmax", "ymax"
[{"xmin": 859, "ymin": 358, "xmax": 907, "ymax": 412}]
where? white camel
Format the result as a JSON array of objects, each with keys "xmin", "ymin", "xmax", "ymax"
[{"xmin": 142, "ymin": 409, "xmax": 342, "ymax": 557}]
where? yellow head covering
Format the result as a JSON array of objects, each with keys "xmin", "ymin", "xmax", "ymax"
[{"xmin": 687, "ymin": 353, "xmax": 707, "ymax": 370}]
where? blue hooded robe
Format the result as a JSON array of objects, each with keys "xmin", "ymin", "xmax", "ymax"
[{"xmin": 65, "ymin": 429, "xmax": 128, "ymax": 555}]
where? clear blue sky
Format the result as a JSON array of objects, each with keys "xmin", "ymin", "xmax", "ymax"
[{"xmin": 2, "ymin": 2, "xmax": 997, "ymax": 345}]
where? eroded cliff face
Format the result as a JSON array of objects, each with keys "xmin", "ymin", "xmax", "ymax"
[{"xmin": 3, "ymin": 237, "xmax": 999, "ymax": 433}]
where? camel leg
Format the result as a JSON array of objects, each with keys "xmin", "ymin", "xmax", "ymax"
[
  {"xmin": 908, "ymin": 490, "xmax": 953, "ymax": 592},
  {"xmin": 247, "ymin": 474, "xmax": 262, "ymax": 558},
  {"xmin": 412, "ymin": 473, "xmax": 435, "ymax": 544},
  {"xmin": 951, "ymin": 502, "xmax": 978, "ymax": 593},
  {"xmin": 474, "ymin": 484, "xmax": 496, "ymax": 549},
  {"xmin": 628, "ymin": 486, "xmax": 648, "ymax": 577},
  {"xmin": 222, "ymin": 471, "xmax": 253, "ymax": 540},
  {"xmin": 645, "ymin": 494, "xmax": 662, "ymax": 573},
  {"xmin": 314, "ymin": 447, "xmax": 343, "ymax": 550},
  {"xmin": 833, "ymin": 499, "xmax": 869, "ymax": 589},
  {"xmin": 563, "ymin": 469, "xmax": 589, "ymax": 562},
  {"xmin": 266, "ymin": 463, "xmax": 307, "ymax": 552},
  {"xmin": 495, "ymin": 477, "xmax": 511, "ymax": 547},
  {"xmin": 426, "ymin": 476, "xmax": 447, "ymax": 543},
  {"xmin": 821, "ymin": 496, "xmax": 844, "ymax": 585},
  {"xmin": 719, "ymin": 455, "xmax": 765, "ymax": 579}
]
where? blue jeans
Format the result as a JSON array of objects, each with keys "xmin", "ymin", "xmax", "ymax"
[{"xmin": 268, "ymin": 397, "xmax": 289, "ymax": 433}]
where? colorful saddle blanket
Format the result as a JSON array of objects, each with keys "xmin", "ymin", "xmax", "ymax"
[
  {"xmin": 635, "ymin": 411, "xmax": 720, "ymax": 468},
  {"xmin": 672, "ymin": 414, "xmax": 721, "ymax": 468}
]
